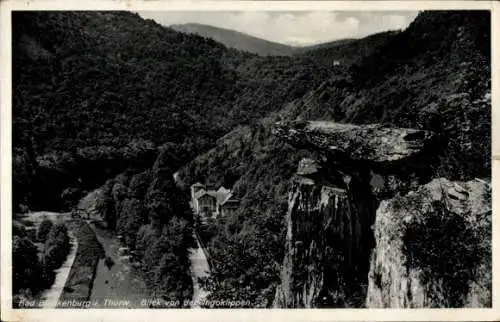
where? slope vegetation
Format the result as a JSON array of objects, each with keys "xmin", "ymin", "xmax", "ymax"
[{"xmin": 12, "ymin": 11, "xmax": 332, "ymax": 211}]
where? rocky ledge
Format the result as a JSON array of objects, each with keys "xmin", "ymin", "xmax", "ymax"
[{"xmin": 273, "ymin": 121, "xmax": 435, "ymax": 163}]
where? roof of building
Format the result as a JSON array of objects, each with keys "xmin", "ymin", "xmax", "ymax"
[
  {"xmin": 194, "ymin": 187, "xmax": 233, "ymax": 205},
  {"xmin": 195, "ymin": 190, "xmax": 215, "ymax": 200},
  {"xmin": 222, "ymin": 199, "xmax": 240, "ymax": 207}
]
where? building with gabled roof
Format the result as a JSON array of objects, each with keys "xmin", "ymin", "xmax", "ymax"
[
  {"xmin": 190, "ymin": 182, "xmax": 240, "ymax": 219},
  {"xmin": 221, "ymin": 199, "xmax": 240, "ymax": 217}
]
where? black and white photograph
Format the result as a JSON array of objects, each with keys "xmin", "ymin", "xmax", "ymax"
[{"xmin": 1, "ymin": 0, "xmax": 496, "ymax": 320}]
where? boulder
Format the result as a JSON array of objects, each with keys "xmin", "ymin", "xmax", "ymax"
[
  {"xmin": 366, "ymin": 178, "xmax": 491, "ymax": 308},
  {"xmin": 296, "ymin": 158, "xmax": 322, "ymax": 176}
]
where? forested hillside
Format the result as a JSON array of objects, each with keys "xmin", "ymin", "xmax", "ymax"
[
  {"xmin": 177, "ymin": 10, "xmax": 491, "ymax": 306},
  {"xmin": 170, "ymin": 22, "xmax": 396, "ymax": 66},
  {"xmin": 296, "ymin": 11, "xmax": 491, "ymax": 180},
  {"xmin": 12, "ymin": 11, "xmax": 333, "ymax": 211},
  {"xmin": 296, "ymin": 30, "xmax": 398, "ymax": 67}
]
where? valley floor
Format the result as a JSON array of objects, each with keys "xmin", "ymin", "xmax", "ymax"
[
  {"xmin": 87, "ymin": 221, "xmax": 151, "ymax": 308},
  {"xmin": 78, "ymin": 187, "xmax": 210, "ymax": 308}
]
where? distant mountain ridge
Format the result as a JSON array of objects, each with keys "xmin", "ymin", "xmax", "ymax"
[
  {"xmin": 170, "ymin": 23, "xmax": 297, "ymax": 56},
  {"xmin": 170, "ymin": 22, "xmax": 397, "ymax": 62}
]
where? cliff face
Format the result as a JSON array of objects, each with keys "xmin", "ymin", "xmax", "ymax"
[
  {"xmin": 273, "ymin": 121, "xmax": 491, "ymax": 308},
  {"xmin": 273, "ymin": 121, "xmax": 436, "ymax": 307},
  {"xmin": 274, "ymin": 159, "xmax": 375, "ymax": 307},
  {"xmin": 367, "ymin": 178, "xmax": 491, "ymax": 308}
]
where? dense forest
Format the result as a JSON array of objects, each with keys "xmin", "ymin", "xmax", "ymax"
[
  {"xmin": 12, "ymin": 10, "xmax": 490, "ymax": 308},
  {"xmin": 12, "ymin": 11, "xmax": 334, "ymax": 212},
  {"xmin": 12, "ymin": 219, "xmax": 71, "ymax": 306}
]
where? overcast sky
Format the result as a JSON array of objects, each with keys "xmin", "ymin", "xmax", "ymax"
[{"xmin": 138, "ymin": 11, "xmax": 419, "ymax": 46}]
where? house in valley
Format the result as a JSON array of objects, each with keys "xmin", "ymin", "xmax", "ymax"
[
  {"xmin": 220, "ymin": 199, "xmax": 239, "ymax": 217},
  {"xmin": 190, "ymin": 182, "xmax": 239, "ymax": 218}
]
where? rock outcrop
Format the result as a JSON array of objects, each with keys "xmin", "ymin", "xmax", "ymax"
[
  {"xmin": 273, "ymin": 120, "xmax": 491, "ymax": 308},
  {"xmin": 273, "ymin": 120, "xmax": 435, "ymax": 164},
  {"xmin": 273, "ymin": 158, "xmax": 375, "ymax": 307},
  {"xmin": 366, "ymin": 178, "xmax": 491, "ymax": 308}
]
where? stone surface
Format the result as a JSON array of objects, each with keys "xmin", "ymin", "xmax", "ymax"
[
  {"xmin": 296, "ymin": 158, "xmax": 322, "ymax": 176},
  {"xmin": 272, "ymin": 121, "xmax": 436, "ymax": 308},
  {"xmin": 366, "ymin": 178, "xmax": 491, "ymax": 308},
  {"xmin": 273, "ymin": 120, "xmax": 490, "ymax": 308},
  {"xmin": 273, "ymin": 121, "xmax": 435, "ymax": 163},
  {"xmin": 273, "ymin": 164, "xmax": 376, "ymax": 308}
]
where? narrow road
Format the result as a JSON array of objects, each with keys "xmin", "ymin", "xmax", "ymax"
[
  {"xmin": 171, "ymin": 172, "xmax": 211, "ymax": 307},
  {"xmin": 189, "ymin": 233, "xmax": 210, "ymax": 308},
  {"xmin": 16, "ymin": 211, "xmax": 71, "ymax": 225},
  {"xmin": 39, "ymin": 234, "xmax": 78, "ymax": 308}
]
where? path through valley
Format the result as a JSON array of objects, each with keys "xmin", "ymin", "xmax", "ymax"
[{"xmin": 189, "ymin": 233, "xmax": 210, "ymax": 308}]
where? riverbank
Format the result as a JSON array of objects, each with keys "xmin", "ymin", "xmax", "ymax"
[
  {"xmin": 58, "ymin": 218, "xmax": 104, "ymax": 307},
  {"xmin": 87, "ymin": 221, "xmax": 151, "ymax": 308}
]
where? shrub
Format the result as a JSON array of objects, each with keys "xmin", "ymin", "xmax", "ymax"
[
  {"xmin": 128, "ymin": 170, "xmax": 151, "ymax": 200},
  {"xmin": 104, "ymin": 256, "xmax": 114, "ymax": 269},
  {"xmin": 37, "ymin": 219, "xmax": 53, "ymax": 242},
  {"xmin": 403, "ymin": 202, "xmax": 488, "ymax": 307},
  {"xmin": 61, "ymin": 187, "xmax": 81, "ymax": 210},
  {"xmin": 117, "ymin": 197, "xmax": 146, "ymax": 249},
  {"xmin": 43, "ymin": 223, "xmax": 70, "ymax": 270},
  {"xmin": 12, "ymin": 220, "xmax": 27, "ymax": 237},
  {"xmin": 12, "ymin": 235, "xmax": 52, "ymax": 296}
]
